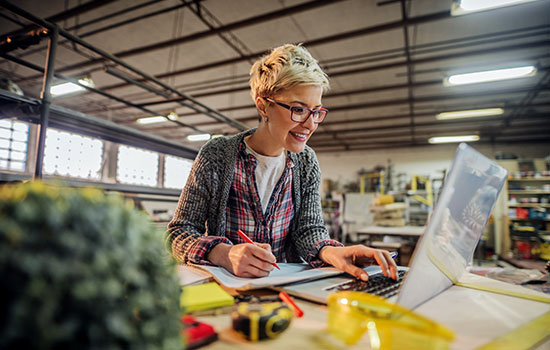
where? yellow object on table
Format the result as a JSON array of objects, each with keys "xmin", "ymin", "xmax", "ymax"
[
  {"xmin": 180, "ymin": 282, "xmax": 234, "ymax": 312},
  {"xmin": 327, "ymin": 291, "xmax": 454, "ymax": 349}
]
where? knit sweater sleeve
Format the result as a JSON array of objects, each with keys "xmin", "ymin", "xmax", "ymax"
[
  {"xmin": 166, "ymin": 143, "xmax": 232, "ymax": 264},
  {"xmin": 291, "ymin": 147, "xmax": 343, "ymax": 266}
]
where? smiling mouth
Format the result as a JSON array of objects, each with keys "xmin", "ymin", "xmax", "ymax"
[{"xmin": 290, "ymin": 131, "xmax": 308, "ymax": 140}]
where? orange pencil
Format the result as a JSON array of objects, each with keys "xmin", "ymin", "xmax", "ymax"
[
  {"xmin": 279, "ymin": 291, "xmax": 304, "ymax": 318},
  {"xmin": 236, "ymin": 230, "xmax": 280, "ymax": 270}
]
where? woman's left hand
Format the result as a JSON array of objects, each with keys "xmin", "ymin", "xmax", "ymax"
[{"xmin": 319, "ymin": 245, "xmax": 398, "ymax": 281}]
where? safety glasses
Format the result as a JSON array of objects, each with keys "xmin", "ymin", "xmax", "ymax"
[{"xmin": 327, "ymin": 292, "xmax": 454, "ymax": 349}]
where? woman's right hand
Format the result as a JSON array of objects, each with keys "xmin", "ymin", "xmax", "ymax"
[{"xmin": 207, "ymin": 243, "xmax": 276, "ymax": 277}]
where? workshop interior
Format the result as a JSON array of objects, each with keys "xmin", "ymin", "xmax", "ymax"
[{"xmin": 0, "ymin": 0, "xmax": 549, "ymax": 349}]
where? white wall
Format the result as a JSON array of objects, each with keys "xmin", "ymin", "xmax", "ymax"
[{"xmin": 317, "ymin": 143, "xmax": 550, "ymax": 194}]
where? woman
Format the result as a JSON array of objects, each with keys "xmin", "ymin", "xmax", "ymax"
[{"xmin": 167, "ymin": 44, "xmax": 397, "ymax": 281}]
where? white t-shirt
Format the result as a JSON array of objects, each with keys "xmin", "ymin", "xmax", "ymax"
[{"xmin": 244, "ymin": 141, "xmax": 287, "ymax": 213}]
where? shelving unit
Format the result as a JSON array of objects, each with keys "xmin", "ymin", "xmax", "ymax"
[
  {"xmin": 503, "ymin": 176, "xmax": 550, "ymax": 259},
  {"xmin": 322, "ymin": 198, "xmax": 341, "ymax": 241}
]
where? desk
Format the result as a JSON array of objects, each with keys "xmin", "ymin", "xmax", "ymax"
[{"xmin": 185, "ymin": 272, "xmax": 550, "ymax": 349}]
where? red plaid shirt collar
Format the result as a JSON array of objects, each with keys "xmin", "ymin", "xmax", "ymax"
[{"xmin": 222, "ymin": 141, "xmax": 296, "ymax": 262}]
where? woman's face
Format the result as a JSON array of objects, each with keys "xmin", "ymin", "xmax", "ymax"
[{"xmin": 260, "ymin": 84, "xmax": 323, "ymax": 155}]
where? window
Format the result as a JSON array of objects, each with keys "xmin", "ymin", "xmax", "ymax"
[
  {"xmin": 117, "ymin": 145, "xmax": 159, "ymax": 187},
  {"xmin": 0, "ymin": 119, "xmax": 29, "ymax": 172},
  {"xmin": 164, "ymin": 155, "xmax": 194, "ymax": 189},
  {"xmin": 43, "ymin": 128, "xmax": 103, "ymax": 180}
]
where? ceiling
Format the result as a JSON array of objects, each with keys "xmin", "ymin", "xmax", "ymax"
[{"xmin": 1, "ymin": 0, "xmax": 549, "ymax": 153}]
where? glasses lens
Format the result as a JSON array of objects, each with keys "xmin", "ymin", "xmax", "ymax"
[
  {"xmin": 291, "ymin": 106, "xmax": 309, "ymax": 122},
  {"xmin": 314, "ymin": 110, "xmax": 327, "ymax": 123}
]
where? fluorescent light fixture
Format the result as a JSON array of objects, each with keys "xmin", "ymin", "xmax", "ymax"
[
  {"xmin": 136, "ymin": 116, "xmax": 167, "ymax": 124},
  {"xmin": 452, "ymin": 0, "xmax": 540, "ymax": 15},
  {"xmin": 429, "ymin": 135, "xmax": 480, "ymax": 144},
  {"xmin": 436, "ymin": 108, "xmax": 504, "ymax": 120},
  {"xmin": 50, "ymin": 78, "xmax": 94, "ymax": 96},
  {"xmin": 445, "ymin": 66, "xmax": 536, "ymax": 86},
  {"xmin": 186, "ymin": 133, "xmax": 211, "ymax": 142}
]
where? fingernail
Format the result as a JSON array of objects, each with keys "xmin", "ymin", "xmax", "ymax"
[{"xmin": 360, "ymin": 273, "xmax": 368, "ymax": 281}]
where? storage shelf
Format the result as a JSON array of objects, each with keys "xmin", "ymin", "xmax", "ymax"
[
  {"xmin": 503, "ymin": 168, "xmax": 550, "ymax": 258},
  {"xmin": 508, "ymin": 190, "xmax": 550, "ymax": 194},
  {"xmin": 510, "ymin": 218, "xmax": 550, "ymax": 222},
  {"xmin": 508, "ymin": 177, "xmax": 550, "ymax": 181}
]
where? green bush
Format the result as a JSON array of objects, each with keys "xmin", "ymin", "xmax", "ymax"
[{"xmin": 0, "ymin": 182, "xmax": 183, "ymax": 349}]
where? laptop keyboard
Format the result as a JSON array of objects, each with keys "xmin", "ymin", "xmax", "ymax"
[{"xmin": 324, "ymin": 270, "xmax": 407, "ymax": 298}]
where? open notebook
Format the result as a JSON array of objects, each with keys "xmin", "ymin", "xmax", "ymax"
[{"xmin": 185, "ymin": 263, "xmax": 341, "ymax": 290}]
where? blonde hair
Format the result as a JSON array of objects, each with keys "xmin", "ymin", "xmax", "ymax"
[{"xmin": 249, "ymin": 44, "xmax": 330, "ymax": 102}]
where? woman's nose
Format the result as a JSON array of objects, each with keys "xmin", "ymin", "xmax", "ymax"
[{"xmin": 302, "ymin": 113, "xmax": 317, "ymax": 130}]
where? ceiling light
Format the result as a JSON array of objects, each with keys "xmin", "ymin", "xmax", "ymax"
[
  {"xmin": 167, "ymin": 111, "xmax": 178, "ymax": 121},
  {"xmin": 50, "ymin": 78, "xmax": 94, "ymax": 97},
  {"xmin": 451, "ymin": 0, "xmax": 540, "ymax": 15},
  {"xmin": 136, "ymin": 116, "xmax": 167, "ymax": 124},
  {"xmin": 186, "ymin": 133, "xmax": 211, "ymax": 142},
  {"xmin": 436, "ymin": 108, "xmax": 504, "ymax": 120},
  {"xmin": 445, "ymin": 66, "xmax": 536, "ymax": 86},
  {"xmin": 429, "ymin": 135, "xmax": 480, "ymax": 144}
]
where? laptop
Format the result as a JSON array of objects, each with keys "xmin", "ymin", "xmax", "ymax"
[{"xmin": 277, "ymin": 143, "xmax": 508, "ymax": 310}]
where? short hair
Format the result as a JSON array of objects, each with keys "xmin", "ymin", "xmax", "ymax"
[{"xmin": 249, "ymin": 44, "xmax": 330, "ymax": 102}]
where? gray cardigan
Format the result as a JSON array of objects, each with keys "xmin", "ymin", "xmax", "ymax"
[{"xmin": 167, "ymin": 129, "xmax": 333, "ymax": 264}]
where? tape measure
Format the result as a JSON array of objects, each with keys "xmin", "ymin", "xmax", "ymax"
[{"xmin": 231, "ymin": 302, "xmax": 293, "ymax": 341}]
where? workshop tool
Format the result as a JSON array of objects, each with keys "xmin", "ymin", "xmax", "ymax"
[
  {"xmin": 181, "ymin": 315, "xmax": 218, "ymax": 349},
  {"xmin": 232, "ymin": 301, "xmax": 293, "ymax": 341}
]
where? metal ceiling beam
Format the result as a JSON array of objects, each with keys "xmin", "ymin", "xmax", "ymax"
[
  {"xmin": 504, "ymin": 70, "xmax": 550, "ymax": 126},
  {"xmin": 311, "ymin": 137, "xmax": 550, "ymax": 153},
  {"xmin": 20, "ymin": 0, "xmax": 347, "ymax": 79},
  {"xmin": 86, "ymin": 55, "xmax": 549, "ymax": 115},
  {"xmin": 186, "ymin": 0, "xmax": 253, "ymax": 63},
  {"xmin": 65, "ymin": 0, "xmax": 165, "ymax": 32},
  {"xmin": 0, "ymin": 90, "xmax": 198, "ymax": 159},
  {"xmin": 12, "ymin": 0, "xmax": 186, "ymax": 59},
  {"xmin": 309, "ymin": 114, "xmax": 549, "ymax": 139},
  {"xmin": 0, "ymin": 1, "xmax": 247, "ymax": 131},
  {"xmin": 87, "ymin": 24, "xmax": 549, "ymax": 94},
  {"xmin": 1, "ymin": 53, "xmax": 208, "ymax": 134},
  {"xmin": 126, "ymin": 83, "xmax": 549, "ymax": 127},
  {"xmin": 89, "ymin": 37, "xmax": 550, "ymax": 102},
  {"xmin": 400, "ymin": 0, "xmax": 416, "ymax": 143},
  {"xmin": 69, "ymin": 26, "xmax": 550, "ymax": 97},
  {"xmin": 132, "ymin": 99, "xmax": 550, "ymax": 136},
  {"xmin": 99, "ymin": 79, "xmax": 442, "ymax": 114},
  {"xmin": 309, "ymin": 122, "xmax": 549, "ymax": 146},
  {"xmin": 0, "ymin": 0, "xmax": 118, "ymax": 38}
]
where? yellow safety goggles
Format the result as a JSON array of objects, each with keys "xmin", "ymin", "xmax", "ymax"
[{"xmin": 327, "ymin": 292, "xmax": 455, "ymax": 349}]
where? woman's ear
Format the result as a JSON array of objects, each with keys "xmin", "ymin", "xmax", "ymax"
[{"xmin": 255, "ymin": 97, "xmax": 268, "ymax": 120}]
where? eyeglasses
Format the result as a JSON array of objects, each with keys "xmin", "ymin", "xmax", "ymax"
[{"xmin": 263, "ymin": 97, "xmax": 328, "ymax": 124}]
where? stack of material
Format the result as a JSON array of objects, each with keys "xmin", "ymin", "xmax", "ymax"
[{"xmin": 370, "ymin": 202, "xmax": 407, "ymax": 227}]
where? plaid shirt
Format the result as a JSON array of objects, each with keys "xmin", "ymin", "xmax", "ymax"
[{"xmin": 185, "ymin": 140, "xmax": 341, "ymax": 266}]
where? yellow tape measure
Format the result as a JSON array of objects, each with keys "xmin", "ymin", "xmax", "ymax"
[{"xmin": 231, "ymin": 302, "xmax": 293, "ymax": 341}]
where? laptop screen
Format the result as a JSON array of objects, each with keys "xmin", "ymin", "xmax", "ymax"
[{"xmin": 397, "ymin": 143, "xmax": 508, "ymax": 309}]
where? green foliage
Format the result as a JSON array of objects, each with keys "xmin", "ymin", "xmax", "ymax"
[{"xmin": 0, "ymin": 182, "xmax": 183, "ymax": 349}]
